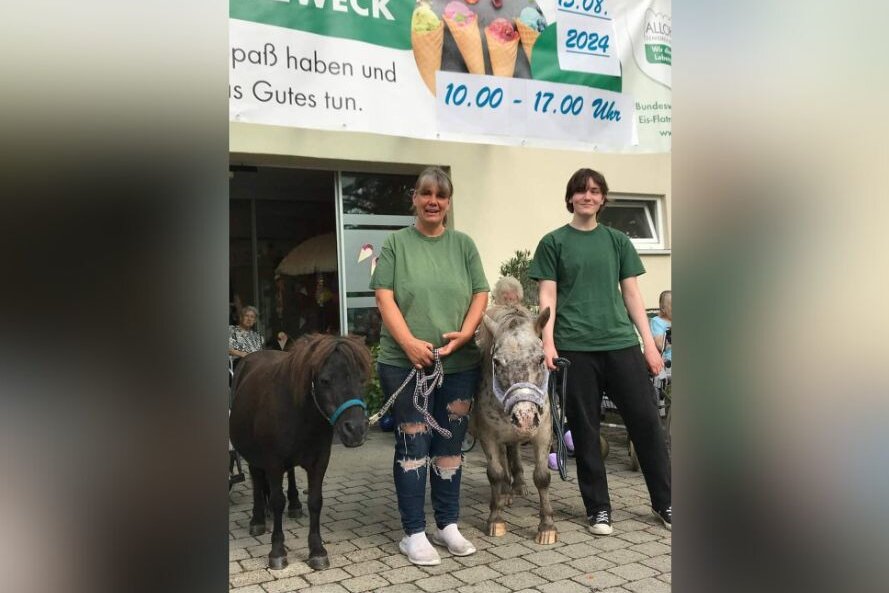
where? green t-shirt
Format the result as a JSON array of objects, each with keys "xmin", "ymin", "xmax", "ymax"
[
  {"xmin": 529, "ymin": 224, "xmax": 645, "ymax": 351},
  {"xmin": 370, "ymin": 226, "xmax": 490, "ymax": 373}
]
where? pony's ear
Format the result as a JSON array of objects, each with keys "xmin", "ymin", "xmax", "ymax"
[
  {"xmin": 534, "ymin": 307, "xmax": 551, "ymax": 336},
  {"xmin": 483, "ymin": 313, "xmax": 498, "ymax": 336}
]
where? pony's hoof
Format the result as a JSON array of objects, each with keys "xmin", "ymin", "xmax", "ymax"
[
  {"xmin": 249, "ymin": 523, "xmax": 266, "ymax": 537},
  {"xmin": 535, "ymin": 529, "xmax": 558, "ymax": 545},
  {"xmin": 307, "ymin": 555, "xmax": 329, "ymax": 570},
  {"xmin": 512, "ymin": 485, "xmax": 528, "ymax": 496},
  {"xmin": 268, "ymin": 555, "xmax": 288, "ymax": 570},
  {"xmin": 488, "ymin": 521, "xmax": 507, "ymax": 537},
  {"xmin": 288, "ymin": 506, "xmax": 303, "ymax": 519},
  {"xmin": 503, "ymin": 495, "xmax": 513, "ymax": 507}
]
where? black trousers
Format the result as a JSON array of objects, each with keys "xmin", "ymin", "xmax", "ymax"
[{"xmin": 562, "ymin": 346, "xmax": 671, "ymax": 515}]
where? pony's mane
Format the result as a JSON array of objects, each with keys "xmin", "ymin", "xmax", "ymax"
[
  {"xmin": 478, "ymin": 305, "xmax": 534, "ymax": 353},
  {"xmin": 287, "ymin": 334, "xmax": 372, "ymax": 402}
]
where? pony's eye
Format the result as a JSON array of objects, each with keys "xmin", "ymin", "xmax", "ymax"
[{"xmin": 493, "ymin": 357, "xmax": 503, "ymax": 367}]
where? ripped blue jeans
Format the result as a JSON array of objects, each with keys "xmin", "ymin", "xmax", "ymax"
[{"xmin": 377, "ymin": 363, "xmax": 480, "ymax": 535}]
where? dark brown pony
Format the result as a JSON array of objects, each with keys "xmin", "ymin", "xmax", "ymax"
[{"xmin": 230, "ymin": 334, "xmax": 372, "ymax": 570}]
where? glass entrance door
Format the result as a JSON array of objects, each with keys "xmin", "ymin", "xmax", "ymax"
[
  {"xmin": 230, "ymin": 165, "xmax": 424, "ymax": 346},
  {"xmin": 229, "ymin": 166, "xmax": 337, "ymax": 344},
  {"xmin": 337, "ymin": 171, "xmax": 416, "ymax": 344}
]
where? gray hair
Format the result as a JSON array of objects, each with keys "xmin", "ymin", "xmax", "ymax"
[
  {"xmin": 414, "ymin": 166, "xmax": 453, "ymax": 198},
  {"xmin": 493, "ymin": 276, "xmax": 523, "ymax": 306},
  {"xmin": 240, "ymin": 305, "xmax": 259, "ymax": 322}
]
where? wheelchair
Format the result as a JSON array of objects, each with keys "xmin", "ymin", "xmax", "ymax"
[
  {"xmin": 229, "ymin": 356, "xmax": 246, "ymax": 491},
  {"xmin": 627, "ymin": 328, "xmax": 672, "ymax": 471}
]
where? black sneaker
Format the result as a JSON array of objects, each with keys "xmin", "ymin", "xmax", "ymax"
[
  {"xmin": 653, "ymin": 506, "xmax": 671, "ymax": 530},
  {"xmin": 588, "ymin": 510, "xmax": 613, "ymax": 535}
]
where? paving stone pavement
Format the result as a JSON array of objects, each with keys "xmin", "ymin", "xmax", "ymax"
[{"xmin": 230, "ymin": 427, "xmax": 671, "ymax": 592}]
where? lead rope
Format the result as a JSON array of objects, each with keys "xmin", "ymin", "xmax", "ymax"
[
  {"xmin": 550, "ymin": 357, "xmax": 571, "ymax": 481},
  {"xmin": 368, "ymin": 349, "xmax": 452, "ymax": 438}
]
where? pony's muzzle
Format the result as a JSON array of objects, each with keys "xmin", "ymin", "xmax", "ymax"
[
  {"xmin": 510, "ymin": 400, "xmax": 542, "ymax": 433},
  {"xmin": 337, "ymin": 416, "xmax": 369, "ymax": 448}
]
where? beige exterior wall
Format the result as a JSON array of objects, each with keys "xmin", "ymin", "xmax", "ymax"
[{"xmin": 231, "ymin": 122, "xmax": 671, "ymax": 306}]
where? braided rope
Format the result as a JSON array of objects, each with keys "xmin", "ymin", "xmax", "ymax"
[{"xmin": 368, "ymin": 350, "xmax": 451, "ymax": 438}]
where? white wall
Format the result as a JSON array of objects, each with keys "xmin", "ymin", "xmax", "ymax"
[{"xmin": 231, "ymin": 122, "xmax": 671, "ymax": 306}]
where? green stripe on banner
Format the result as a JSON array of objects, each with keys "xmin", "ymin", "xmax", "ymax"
[
  {"xmin": 230, "ymin": 0, "xmax": 413, "ymax": 50},
  {"xmin": 531, "ymin": 26, "xmax": 622, "ymax": 93},
  {"xmin": 645, "ymin": 44, "xmax": 671, "ymax": 66}
]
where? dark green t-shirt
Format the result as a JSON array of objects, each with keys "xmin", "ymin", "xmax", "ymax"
[
  {"xmin": 370, "ymin": 226, "xmax": 490, "ymax": 373},
  {"xmin": 529, "ymin": 224, "xmax": 645, "ymax": 351}
]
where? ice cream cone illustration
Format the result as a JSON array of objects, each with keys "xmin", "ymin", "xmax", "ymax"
[
  {"xmin": 411, "ymin": 3, "xmax": 443, "ymax": 95},
  {"xmin": 357, "ymin": 243, "xmax": 374, "ymax": 263},
  {"xmin": 443, "ymin": 1, "xmax": 484, "ymax": 75},
  {"xmin": 516, "ymin": 7, "xmax": 547, "ymax": 65},
  {"xmin": 485, "ymin": 18, "xmax": 519, "ymax": 78},
  {"xmin": 514, "ymin": 20, "xmax": 538, "ymax": 64}
]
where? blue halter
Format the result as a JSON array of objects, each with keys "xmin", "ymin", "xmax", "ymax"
[
  {"xmin": 311, "ymin": 380, "xmax": 367, "ymax": 426},
  {"xmin": 329, "ymin": 398, "xmax": 367, "ymax": 426}
]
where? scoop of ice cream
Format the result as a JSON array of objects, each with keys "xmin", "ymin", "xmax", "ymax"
[
  {"xmin": 412, "ymin": 4, "xmax": 441, "ymax": 32},
  {"xmin": 486, "ymin": 17, "xmax": 518, "ymax": 42},
  {"xmin": 444, "ymin": 1, "xmax": 476, "ymax": 26},
  {"xmin": 519, "ymin": 7, "xmax": 547, "ymax": 32}
]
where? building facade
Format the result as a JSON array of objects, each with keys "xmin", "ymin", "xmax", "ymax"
[{"xmin": 230, "ymin": 122, "xmax": 671, "ymax": 342}]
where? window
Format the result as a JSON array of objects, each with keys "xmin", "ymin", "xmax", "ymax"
[
  {"xmin": 599, "ymin": 194, "xmax": 667, "ymax": 250},
  {"xmin": 339, "ymin": 171, "xmax": 418, "ymax": 344}
]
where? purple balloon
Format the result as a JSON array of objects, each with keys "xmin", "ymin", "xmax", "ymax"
[
  {"xmin": 548, "ymin": 452, "xmax": 558, "ymax": 471},
  {"xmin": 564, "ymin": 430, "xmax": 575, "ymax": 453}
]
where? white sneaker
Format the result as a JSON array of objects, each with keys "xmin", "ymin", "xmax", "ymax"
[
  {"xmin": 430, "ymin": 524, "xmax": 477, "ymax": 556},
  {"xmin": 398, "ymin": 532, "xmax": 441, "ymax": 566},
  {"xmin": 588, "ymin": 510, "xmax": 614, "ymax": 535}
]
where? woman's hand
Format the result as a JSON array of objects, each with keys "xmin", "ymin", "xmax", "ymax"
[
  {"xmin": 438, "ymin": 292, "xmax": 488, "ymax": 358},
  {"xmin": 643, "ymin": 345, "xmax": 665, "ymax": 376},
  {"xmin": 376, "ymin": 288, "xmax": 435, "ymax": 369},
  {"xmin": 438, "ymin": 330, "xmax": 472, "ymax": 357},
  {"xmin": 403, "ymin": 337, "xmax": 435, "ymax": 369},
  {"xmin": 543, "ymin": 341, "xmax": 559, "ymax": 371}
]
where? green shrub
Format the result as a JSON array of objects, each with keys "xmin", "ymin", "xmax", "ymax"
[{"xmin": 364, "ymin": 344, "xmax": 385, "ymax": 415}]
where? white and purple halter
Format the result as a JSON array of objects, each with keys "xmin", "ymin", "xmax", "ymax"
[{"xmin": 490, "ymin": 356, "xmax": 549, "ymax": 415}]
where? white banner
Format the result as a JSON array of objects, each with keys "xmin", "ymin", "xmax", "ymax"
[
  {"xmin": 435, "ymin": 71, "xmax": 635, "ymax": 146},
  {"xmin": 229, "ymin": 0, "xmax": 670, "ymax": 152},
  {"xmin": 554, "ymin": 0, "xmax": 621, "ymax": 77}
]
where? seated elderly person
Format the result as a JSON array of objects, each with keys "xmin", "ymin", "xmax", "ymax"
[
  {"xmin": 229, "ymin": 305, "xmax": 264, "ymax": 364},
  {"xmin": 492, "ymin": 276, "xmax": 524, "ymax": 307},
  {"xmin": 649, "ymin": 290, "xmax": 672, "ymax": 363}
]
